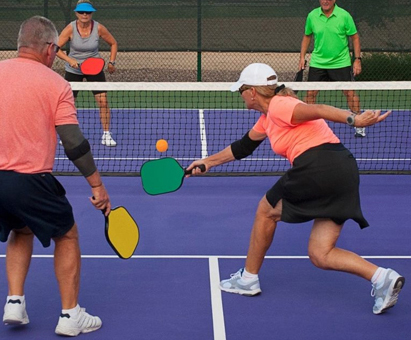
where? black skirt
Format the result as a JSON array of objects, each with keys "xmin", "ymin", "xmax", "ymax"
[{"xmin": 266, "ymin": 143, "xmax": 369, "ymax": 228}]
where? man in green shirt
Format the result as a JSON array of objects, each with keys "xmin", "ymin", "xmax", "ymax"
[{"xmin": 299, "ymin": 0, "xmax": 365, "ymax": 137}]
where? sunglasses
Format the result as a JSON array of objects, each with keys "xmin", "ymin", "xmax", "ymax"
[
  {"xmin": 77, "ymin": 11, "xmax": 92, "ymax": 15},
  {"xmin": 239, "ymin": 86, "xmax": 251, "ymax": 95},
  {"xmin": 46, "ymin": 42, "xmax": 60, "ymax": 53}
]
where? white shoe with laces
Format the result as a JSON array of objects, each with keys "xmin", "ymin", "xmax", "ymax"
[
  {"xmin": 55, "ymin": 307, "xmax": 102, "ymax": 336},
  {"xmin": 3, "ymin": 297, "xmax": 29, "ymax": 325},
  {"xmin": 371, "ymin": 268, "xmax": 405, "ymax": 315},
  {"xmin": 101, "ymin": 131, "xmax": 117, "ymax": 147},
  {"xmin": 220, "ymin": 268, "xmax": 261, "ymax": 296}
]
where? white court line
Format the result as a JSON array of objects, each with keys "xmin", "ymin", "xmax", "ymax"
[
  {"xmin": 199, "ymin": 109, "xmax": 209, "ymax": 159},
  {"xmin": 1, "ymin": 255, "xmax": 411, "ymax": 259},
  {"xmin": 209, "ymin": 257, "xmax": 226, "ymax": 340}
]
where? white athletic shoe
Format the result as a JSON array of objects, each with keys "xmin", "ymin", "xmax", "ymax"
[
  {"xmin": 371, "ymin": 269, "xmax": 405, "ymax": 315},
  {"xmin": 101, "ymin": 131, "xmax": 117, "ymax": 147},
  {"xmin": 3, "ymin": 297, "xmax": 29, "ymax": 325},
  {"xmin": 220, "ymin": 268, "xmax": 261, "ymax": 296},
  {"xmin": 354, "ymin": 127, "xmax": 366, "ymax": 137},
  {"xmin": 55, "ymin": 307, "xmax": 102, "ymax": 336}
]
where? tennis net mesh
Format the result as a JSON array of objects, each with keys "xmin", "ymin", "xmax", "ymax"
[{"xmin": 55, "ymin": 82, "xmax": 411, "ymax": 175}]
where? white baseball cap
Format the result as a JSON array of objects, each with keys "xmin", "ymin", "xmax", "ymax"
[{"xmin": 230, "ymin": 63, "xmax": 278, "ymax": 92}]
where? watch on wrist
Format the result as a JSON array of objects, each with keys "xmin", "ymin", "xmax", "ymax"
[
  {"xmin": 109, "ymin": 61, "xmax": 116, "ymax": 66},
  {"xmin": 355, "ymin": 57, "xmax": 362, "ymax": 60},
  {"xmin": 346, "ymin": 113, "xmax": 356, "ymax": 126}
]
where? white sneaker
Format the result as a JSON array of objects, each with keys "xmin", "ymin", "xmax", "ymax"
[
  {"xmin": 354, "ymin": 127, "xmax": 366, "ymax": 137},
  {"xmin": 3, "ymin": 297, "xmax": 29, "ymax": 325},
  {"xmin": 55, "ymin": 307, "xmax": 102, "ymax": 336},
  {"xmin": 371, "ymin": 269, "xmax": 405, "ymax": 315},
  {"xmin": 220, "ymin": 268, "xmax": 261, "ymax": 296},
  {"xmin": 101, "ymin": 131, "xmax": 117, "ymax": 147}
]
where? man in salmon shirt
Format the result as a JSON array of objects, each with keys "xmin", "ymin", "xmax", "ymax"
[
  {"xmin": 0, "ymin": 16, "xmax": 110, "ymax": 336},
  {"xmin": 187, "ymin": 63, "xmax": 404, "ymax": 315}
]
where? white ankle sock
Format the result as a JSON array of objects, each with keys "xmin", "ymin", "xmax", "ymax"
[
  {"xmin": 371, "ymin": 267, "xmax": 387, "ymax": 288},
  {"xmin": 62, "ymin": 304, "xmax": 80, "ymax": 317},
  {"xmin": 241, "ymin": 268, "xmax": 258, "ymax": 282},
  {"xmin": 7, "ymin": 295, "xmax": 25, "ymax": 303}
]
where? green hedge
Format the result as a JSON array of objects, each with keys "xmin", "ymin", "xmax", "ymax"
[{"xmin": 357, "ymin": 53, "xmax": 411, "ymax": 81}]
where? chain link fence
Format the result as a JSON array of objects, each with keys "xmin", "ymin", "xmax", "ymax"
[{"xmin": 1, "ymin": 0, "xmax": 411, "ymax": 81}]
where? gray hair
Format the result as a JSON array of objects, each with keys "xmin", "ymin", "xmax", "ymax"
[{"xmin": 17, "ymin": 16, "xmax": 58, "ymax": 52}]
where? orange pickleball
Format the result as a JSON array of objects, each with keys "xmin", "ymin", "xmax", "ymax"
[{"xmin": 156, "ymin": 139, "xmax": 168, "ymax": 152}]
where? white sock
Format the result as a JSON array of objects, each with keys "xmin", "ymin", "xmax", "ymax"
[
  {"xmin": 62, "ymin": 304, "xmax": 81, "ymax": 317},
  {"xmin": 241, "ymin": 268, "xmax": 258, "ymax": 283},
  {"xmin": 7, "ymin": 295, "xmax": 25, "ymax": 303},
  {"xmin": 371, "ymin": 267, "xmax": 387, "ymax": 288}
]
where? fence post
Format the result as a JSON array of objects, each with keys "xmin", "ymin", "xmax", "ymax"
[{"xmin": 197, "ymin": 0, "xmax": 202, "ymax": 82}]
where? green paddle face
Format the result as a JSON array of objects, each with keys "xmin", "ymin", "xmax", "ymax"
[
  {"xmin": 105, "ymin": 206, "xmax": 139, "ymax": 259},
  {"xmin": 140, "ymin": 158, "xmax": 186, "ymax": 195}
]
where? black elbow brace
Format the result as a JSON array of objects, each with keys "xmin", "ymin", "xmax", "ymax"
[
  {"xmin": 64, "ymin": 139, "xmax": 91, "ymax": 161},
  {"xmin": 231, "ymin": 131, "xmax": 263, "ymax": 160}
]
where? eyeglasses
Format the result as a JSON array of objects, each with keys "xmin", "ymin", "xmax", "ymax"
[
  {"xmin": 239, "ymin": 86, "xmax": 251, "ymax": 95},
  {"xmin": 46, "ymin": 42, "xmax": 60, "ymax": 53},
  {"xmin": 77, "ymin": 11, "xmax": 92, "ymax": 15}
]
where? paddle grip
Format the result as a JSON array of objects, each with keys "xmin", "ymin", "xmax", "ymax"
[{"xmin": 184, "ymin": 164, "xmax": 206, "ymax": 175}]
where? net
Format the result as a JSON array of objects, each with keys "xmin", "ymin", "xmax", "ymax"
[{"xmin": 55, "ymin": 81, "xmax": 411, "ymax": 175}]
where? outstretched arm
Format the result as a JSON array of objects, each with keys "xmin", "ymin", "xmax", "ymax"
[
  {"xmin": 291, "ymin": 103, "xmax": 391, "ymax": 127},
  {"xmin": 186, "ymin": 129, "xmax": 266, "ymax": 175}
]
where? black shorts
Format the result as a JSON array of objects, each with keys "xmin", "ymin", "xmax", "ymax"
[
  {"xmin": 265, "ymin": 143, "xmax": 369, "ymax": 228},
  {"xmin": 65, "ymin": 71, "xmax": 107, "ymax": 97},
  {"xmin": 0, "ymin": 171, "xmax": 75, "ymax": 247},
  {"xmin": 308, "ymin": 66, "xmax": 354, "ymax": 82}
]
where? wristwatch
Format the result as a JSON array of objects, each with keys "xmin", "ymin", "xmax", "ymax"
[
  {"xmin": 346, "ymin": 113, "xmax": 356, "ymax": 126},
  {"xmin": 109, "ymin": 61, "xmax": 116, "ymax": 66}
]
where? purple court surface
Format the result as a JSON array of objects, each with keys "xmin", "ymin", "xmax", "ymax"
[{"xmin": 1, "ymin": 175, "xmax": 410, "ymax": 339}]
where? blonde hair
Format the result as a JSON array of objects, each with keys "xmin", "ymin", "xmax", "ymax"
[
  {"xmin": 77, "ymin": 0, "xmax": 93, "ymax": 4},
  {"xmin": 241, "ymin": 85, "xmax": 298, "ymax": 99}
]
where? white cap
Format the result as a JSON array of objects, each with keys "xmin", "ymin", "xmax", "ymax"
[{"xmin": 230, "ymin": 63, "xmax": 278, "ymax": 92}]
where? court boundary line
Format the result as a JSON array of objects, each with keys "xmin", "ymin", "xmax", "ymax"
[
  {"xmin": 1, "ymin": 255, "xmax": 410, "ymax": 259},
  {"xmin": 199, "ymin": 109, "xmax": 209, "ymax": 159},
  {"xmin": 209, "ymin": 256, "xmax": 226, "ymax": 340}
]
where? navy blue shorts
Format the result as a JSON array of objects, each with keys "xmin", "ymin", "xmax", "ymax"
[
  {"xmin": 65, "ymin": 71, "xmax": 107, "ymax": 97},
  {"xmin": 308, "ymin": 66, "xmax": 354, "ymax": 82},
  {"xmin": 0, "ymin": 171, "xmax": 75, "ymax": 247}
]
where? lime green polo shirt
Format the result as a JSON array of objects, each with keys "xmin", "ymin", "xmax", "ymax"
[{"xmin": 305, "ymin": 4, "xmax": 357, "ymax": 69}]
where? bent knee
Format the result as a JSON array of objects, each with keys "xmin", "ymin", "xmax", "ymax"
[
  {"xmin": 308, "ymin": 249, "xmax": 332, "ymax": 270},
  {"xmin": 257, "ymin": 196, "xmax": 282, "ymax": 221}
]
